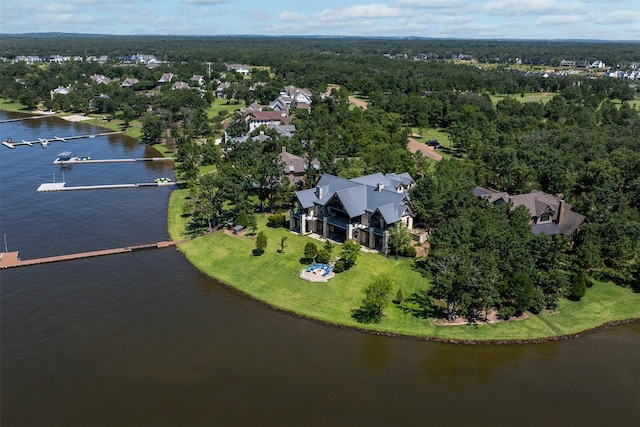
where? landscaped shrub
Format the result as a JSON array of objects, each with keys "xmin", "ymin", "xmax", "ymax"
[
  {"xmin": 315, "ymin": 249, "xmax": 330, "ymax": 264},
  {"xmin": 304, "ymin": 242, "xmax": 318, "ymax": 260},
  {"xmin": 397, "ymin": 245, "xmax": 417, "ymax": 257},
  {"xmin": 569, "ymin": 271, "xmax": 587, "ymax": 301},
  {"xmin": 498, "ymin": 306, "xmax": 516, "ymax": 320},
  {"xmin": 529, "ymin": 286, "xmax": 546, "ymax": 314},
  {"xmin": 333, "ymin": 259, "xmax": 347, "ymax": 273},
  {"xmin": 267, "ymin": 213, "xmax": 286, "ymax": 228},
  {"xmin": 235, "ymin": 210, "xmax": 249, "ymax": 228},
  {"xmin": 254, "ymin": 231, "xmax": 267, "ymax": 256}
]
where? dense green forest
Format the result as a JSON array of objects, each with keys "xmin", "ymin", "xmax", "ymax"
[{"xmin": 1, "ymin": 35, "xmax": 638, "ymax": 322}]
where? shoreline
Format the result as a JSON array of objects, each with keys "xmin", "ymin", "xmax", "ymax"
[
  {"xmin": 4, "ymin": 105, "xmax": 637, "ymax": 344},
  {"xmin": 173, "ymin": 245, "xmax": 640, "ymax": 345}
]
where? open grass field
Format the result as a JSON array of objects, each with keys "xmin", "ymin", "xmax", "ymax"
[
  {"xmin": 412, "ymin": 127, "xmax": 452, "ymax": 149},
  {"xmin": 0, "ymin": 99, "xmax": 34, "ymax": 113},
  {"xmin": 612, "ymin": 95, "xmax": 640, "ymax": 110},
  {"xmin": 490, "ymin": 92, "xmax": 555, "ymax": 106},
  {"xmin": 206, "ymin": 98, "xmax": 246, "ymax": 118},
  {"xmin": 169, "ymin": 190, "xmax": 640, "ymax": 341}
]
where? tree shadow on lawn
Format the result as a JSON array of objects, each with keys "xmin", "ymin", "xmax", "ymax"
[
  {"xmin": 397, "ymin": 289, "xmax": 442, "ymax": 319},
  {"xmin": 351, "ymin": 307, "xmax": 382, "ymax": 324}
]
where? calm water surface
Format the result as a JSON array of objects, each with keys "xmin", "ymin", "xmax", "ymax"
[{"xmin": 1, "ymin": 112, "xmax": 638, "ymax": 426}]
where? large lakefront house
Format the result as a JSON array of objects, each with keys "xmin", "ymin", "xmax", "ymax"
[
  {"xmin": 474, "ymin": 186, "xmax": 586, "ymax": 236},
  {"xmin": 291, "ymin": 173, "xmax": 415, "ymax": 253}
]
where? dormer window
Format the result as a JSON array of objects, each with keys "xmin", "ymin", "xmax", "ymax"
[{"xmin": 540, "ymin": 214, "xmax": 551, "ymax": 223}]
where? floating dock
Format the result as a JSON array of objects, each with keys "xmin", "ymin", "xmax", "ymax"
[
  {"xmin": 37, "ymin": 181, "xmax": 176, "ymax": 192},
  {"xmin": 2, "ymin": 132, "xmax": 122, "ymax": 149},
  {"xmin": 0, "ymin": 240, "xmax": 184, "ymax": 269}
]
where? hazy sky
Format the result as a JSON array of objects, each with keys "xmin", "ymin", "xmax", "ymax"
[{"xmin": 1, "ymin": 0, "xmax": 638, "ymax": 40}]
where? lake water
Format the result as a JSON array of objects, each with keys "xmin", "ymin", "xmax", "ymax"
[{"xmin": 1, "ymin": 112, "xmax": 638, "ymax": 426}]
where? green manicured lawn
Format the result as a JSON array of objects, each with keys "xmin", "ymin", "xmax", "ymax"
[
  {"xmin": 0, "ymin": 99, "xmax": 34, "ymax": 113},
  {"xmin": 150, "ymin": 143, "xmax": 175, "ymax": 157},
  {"xmin": 412, "ymin": 127, "xmax": 452, "ymax": 149},
  {"xmin": 199, "ymin": 165, "xmax": 217, "ymax": 175},
  {"xmin": 169, "ymin": 190, "xmax": 640, "ymax": 340},
  {"xmin": 206, "ymin": 98, "xmax": 246, "ymax": 118},
  {"xmin": 612, "ymin": 96, "xmax": 640, "ymax": 110},
  {"xmin": 490, "ymin": 92, "xmax": 555, "ymax": 106},
  {"xmin": 168, "ymin": 189, "xmax": 192, "ymax": 241}
]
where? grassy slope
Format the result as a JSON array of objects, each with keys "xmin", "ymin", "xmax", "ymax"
[{"xmin": 168, "ymin": 190, "xmax": 640, "ymax": 341}]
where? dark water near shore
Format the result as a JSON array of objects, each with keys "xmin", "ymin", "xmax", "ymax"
[{"xmin": 1, "ymin": 112, "xmax": 639, "ymax": 427}]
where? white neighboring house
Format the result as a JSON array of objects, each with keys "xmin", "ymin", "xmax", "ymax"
[
  {"xmin": 591, "ymin": 60, "xmax": 605, "ymax": 69},
  {"xmin": 226, "ymin": 63, "xmax": 250, "ymax": 75},
  {"xmin": 244, "ymin": 110, "xmax": 291, "ymax": 132},
  {"xmin": 158, "ymin": 73, "xmax": 175, "ymax": 84},
  {"xmin": 216, "ymin": 81, "xmax": 232, "ymax": 98},
  {"xmin": 190, "ymin": 75, "xmax": 206, "ymax": 86},
  {"xmin": 281, "ymin": 85, "xmax": 313, "ymax": 104},
  {"xmin": 51, "ymin": 86, "xmax": 71, "ymax": 98}
]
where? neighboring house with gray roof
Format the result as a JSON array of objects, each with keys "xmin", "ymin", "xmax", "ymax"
[
  {"xmin": 474, "ymin": 186, "xmax": 586, "ymax": 236},
  {"xmin": 90, "ymin": 74, "xmax": 112, "ymax": 85},
  {"xmin": 158, "ymin": 73, "xmax": 175, "ymax": 84},
  {"xmin": 190, "ymin": 75, "xmax": 205, "ymax": 86},
  {"xmin": 291, "ymin": 173, "xmax": 415, "ymax": 253},
  {"xmin": 268, "ymin": 124, "xmax": 296, "ymax": 138},
  {"xmin": 171, "ymin": 81, "xmax": 190, "ymax": 90},
  {"xmin": 279, "ymin": 147, "xmax": 320, "ymax": 187},
  {"xmin": 121, "ymin": 77, "xmax": 139, "ymax": 87}
]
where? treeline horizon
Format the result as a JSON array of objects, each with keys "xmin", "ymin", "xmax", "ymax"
[{"xmin": 1, "ymin": 34, "xmax": 639, "ymax": 66}]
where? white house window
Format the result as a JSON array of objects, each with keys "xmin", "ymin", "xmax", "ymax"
[{"xmin": 540, "ymin": 214, "xmax": 551, "ymax": 222}]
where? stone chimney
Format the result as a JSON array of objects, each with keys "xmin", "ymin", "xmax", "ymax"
[
  {"xmin": 281, "ymin": 146, "xmax": 286, "ymax": 153},
  {"xmin": 315, "ymin": 186, "xmax": 323, "ymax": 199},
  {"xmin": 558, "ymin": 200, "xmax": 566, "ymax": 223},
  {"xmin": 376, "ymin": 182, "xmax": 384, "ymax": 191}
]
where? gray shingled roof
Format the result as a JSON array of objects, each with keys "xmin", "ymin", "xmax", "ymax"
[
  {"xmin": 558, "ymin": 210, "xmax": 586, "ymax": 236},
  {"xmin": 532, "ymin": 223, "xmax": 562, "ymax": 236},
  {"xmin": 295, "ymin": 173, "xmax": 412, "ymax": 224},
  {"xmin": 473, "ymin": 186, "xmax": 510, "ymax": 204},
  {"xmin": 351, "ymin": 172, "xmax": 414, "ymax": 192}
]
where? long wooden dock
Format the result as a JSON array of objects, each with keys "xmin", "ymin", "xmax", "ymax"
[
  {"xmin": 2, "ymin": 131, "xmax": 122, "ymax": 149},
  {"xmin": 0, "ymin": 241, "xmax": 184, "ymax": 269},
  {"xmin": 37, "ymin": 181, "xmax": 177, "ymax": 192},
  {"xmin": 0, "ymin": 115, "xmax": 49, "ymax": 124},
  {"xmin": 53, "ymin": 157, "xmax": 172, "ymax": 165}
]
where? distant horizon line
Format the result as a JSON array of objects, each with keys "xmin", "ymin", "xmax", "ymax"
[{"xmin": 1, "ymin": 32, "xmax": 639, "ymax": 43}]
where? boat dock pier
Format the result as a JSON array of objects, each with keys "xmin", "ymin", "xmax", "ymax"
[
  {"xmin": 0, "ymin": 241, "xmax": 184, "ymax": 269},
  {"xmin": 53, "ymin": 155, "xmax": 173, "ymax": 165},
  {"xmin": 0, "ymin": 115, "xmax": 49, "ymax": 124},
  {"xmin": 37, "ymin": 181, "xmax": 177, "ymax": 192},
  {"xmin": 2, "ymin": 131, "xmax": 122, "ymax": 149}
]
